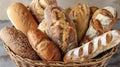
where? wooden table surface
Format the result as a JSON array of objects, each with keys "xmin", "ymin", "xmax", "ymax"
[{"xmin": 0, "ymin": 20, "xmax": 120, "ymax": 67}]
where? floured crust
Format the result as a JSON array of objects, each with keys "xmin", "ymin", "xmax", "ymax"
[
  {"xmin": 82, "ymin": 6, "xmax": 118, "ymax": 44},
  {"xmin": 44, "ymin": 6, "xmax": 78, "ymax": 54},
  {"xmin": 29, "ymin": 0, "xmax": 57, "ymax": 24},
  {"xmin": 69, "ymin": 3, "xmax": 90, "ymax": 43},
  {"xmin": 64, "ymin": 30, "xmax": 120, "ymax": 63}
]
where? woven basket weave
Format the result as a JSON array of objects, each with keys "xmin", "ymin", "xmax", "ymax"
[{"xmin": 3, "ymin": 43, "xmax": 118, "ymax": 67}]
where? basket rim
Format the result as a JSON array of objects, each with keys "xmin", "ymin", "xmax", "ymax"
[{"xmin": 3, "ymin": 42, "xmax": 118, "ymax": 66}]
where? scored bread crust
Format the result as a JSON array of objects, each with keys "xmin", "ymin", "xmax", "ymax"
[
  {"xmin": 64, "ymin": 30, "xmax": 120, "ymax": 63},
  {"xmin": 82, "ymin": 6, "xmax": 118, "ymax": 44},
  {"xmin": 27, "ymin": 29, "xmax": 61, "ymax": 61},
  {"xmin": 44, "ymin": 5, "xmax": 78, "ymax": 54},
  {"xmin": 29, "ymin": 0, "xmax": 57, "ymax": 24},
  {"xmin": 0, "ymin": 27, "xmax": 39, "ymax": 60},
  {"xmin": 7, "ymin": 2, "xmax": 38, "ymax": 35},
  {"xmin": 69, "ymin": 3, "xmax": 90, "ymax": 43}
]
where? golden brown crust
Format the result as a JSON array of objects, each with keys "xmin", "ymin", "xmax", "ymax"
[
  {"xmin": 27, "ymin": 29, "xmax": 61, "ymax": 61},
  {"xmin": 90, "ymin": 6, "xmax": 99, "ymax": 17},
  {"xmin": 7, "ymin": 2, "xmax": 38, "ymax": 35},
  {"xmin": 29, "ymin": 0, "xmax": 57, "ymax": 24},
  {"xmin": 0, "ymin": 27, "xmax": 39, "ymax": 60},
  {"xmin": 44, "ymin": 6, "xmax": 78, "ymax": 53},
  {"xmin": 69, "ymin": 3, "xmax": 90, "ymax": 43},
  {"xmin": 64, "ymin": 30, "xmax": 120, "ymax": 63}
]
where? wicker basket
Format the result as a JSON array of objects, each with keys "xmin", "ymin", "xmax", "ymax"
[{"xmin": 3, "ymin": 43, "xmax": 118, "ymax": 67}]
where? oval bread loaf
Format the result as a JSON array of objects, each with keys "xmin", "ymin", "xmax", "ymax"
[
  {"xmin": 27, "ymin": 29, "xmax": 61, "ymax": 61},
  {"xmin": 44, "ymin": 5, "xmax": 78, "ymax": 54},
  {"xmin": 82, "ymin": 6, "xmax": 118, "ymax": 44},
  {"xmin": 7, "ymin": 2, "xmax": 38, "ymax": 35},
  {"xmin": 0, "ymin": 27, "xmax": 39, "ymax": 60},
  {"xmin": 69, "ymin": 3, "xmax": 90, "ymax": 43}
]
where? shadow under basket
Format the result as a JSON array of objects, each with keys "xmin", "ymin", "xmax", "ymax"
[{"xmin": 3, "ymin": 43, "xmax": 118, "ymax": 67}]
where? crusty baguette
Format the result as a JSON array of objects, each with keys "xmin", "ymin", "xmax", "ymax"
[
  {"xmin": 7, "ymin": 2, "xmax": 38, "ymax": 35},
  {"xmin": 29, "ymin": 0, "xmax": 57, "ymax": 24},
  {"xmin": 44, "ymin": 5, "xmax": 78, "ymax": 54},
  {"xmin": 0, "ymin": 27, "xmax": 39, "ymax": 60},
  {"xmin": 69, "ymin": 3, "xmax": 90, "ymax": 43},
  {"xmin": 64, "ymin": 30, "xmax": 120, "ymax": 63},
  {"xmin": 27, "ymin": 29, "xmax": 61, "ymax": 61},
  {"xmin": 82, "ymin": 6, "xmax": 118, "ymax": 44}
]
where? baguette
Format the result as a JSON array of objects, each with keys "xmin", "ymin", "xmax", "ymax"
[
  {"xmin": 27, "ymin": 29, "xmax": 61, "ymax": 61},
  {"xmin": 29, "ymin": 0, "xmax": 57, "ymax": 24},
  {"xmin": 0, "ymin": 27, "xmax": 39, "ymax": 60},
  {"xmin": 64, "ymin": 30, "xmax": 120, "ymax": 63},
  {"xmin": 82, "ymin": 6, "xmax": 118, "ymax": 44},
  {"xmin": 69, "ymin": 3, "xmax": 90, "ymax": 43},
  {"xmin": 44, "ymin": 5, "xmax": 78, "ymax": 53},
  {"xmin": 7, "ymin": 2, "xmax": 38, "ymax": 35}
]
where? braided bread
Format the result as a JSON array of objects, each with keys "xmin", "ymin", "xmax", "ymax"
[
  {"xmin": 82, "ymin": 6, "xmax": 118, "ymax": 44},
  {"xmin": 64, "ymin": 30, "xmax": 120, "ymax": 63}
]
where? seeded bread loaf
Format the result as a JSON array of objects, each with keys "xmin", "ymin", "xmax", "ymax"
[{"xmin": 0, "ymin": 27, "xmax": 39, "ymax": 60}]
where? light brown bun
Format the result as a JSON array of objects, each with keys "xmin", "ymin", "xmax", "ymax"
[
  {"xmin": 27, "ymin": 29, "xmax": 61, "ymax": 61},
  {"xmin": 0, "ymin": 27, "xmax": 39, "ymax": 60},
  {"xmin": 7, "ymin": 2, "xmax": 38, "ymax": 35}
]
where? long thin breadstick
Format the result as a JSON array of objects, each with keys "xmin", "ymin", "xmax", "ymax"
[{"xmin": 64, "ymin": 30, "xmax": 120, "ymax": 63}]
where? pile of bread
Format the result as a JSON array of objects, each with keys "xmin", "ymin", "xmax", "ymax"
[{"xmin": 0, "ymin": 0, "xmax": 120, "ymax": 63}]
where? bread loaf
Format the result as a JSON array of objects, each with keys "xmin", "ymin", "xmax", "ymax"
[
  {"xmin": 7, "ymin": 2, "xmax": 38, "ymax": 35},
  {"xmin": 29, "ymin": 0, "xmax": 57, "ymax": 24},
  {"xmin": 64, "ymin": 30, "xmax": 120, "ymax": 63},
  {"xmin": 82, "ymin": 6, "xmax": 118, "ymax": 44},
  {"xmin": 90, "ymin": 6, "xmax": 99, "ymax": 18},
  {"xmin": 44, "ymin": 5, "xmax": 78, "ymax": 53},
  {"xmin": 0, "ymin": 27, "xmax": 39, "ymax": 60},
  {"xmin": 27, "ymin": 29, "xmax": 61, "ymax": 61},
  {"xmin": 69, "ymin": 3, "xmax": 90, "ymax": 43}
]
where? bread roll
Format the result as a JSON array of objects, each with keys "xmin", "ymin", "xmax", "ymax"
[
  {"xmin": 7, "ymin": 2, "xmax": 38, "ymax": 35},
  {"xmin": 27, "ymin": 29, "xmax": 61, "ymax": 61},
  {"xmin": 69, "ymin": 3, "xmax": 90, "ymax": 43},
  {"xmin": 0, "ymin": 27, "xmax": 39, "ymax": 60},
  {"xmin": 64, "ymin": 30, "xmax": 120, "ymax": 63},
  {"xmin": 82, "ymin": 6, "xmax": 118, "ymax": 44},
  {"xmin": 44, "ymin": 5, "xmax": 78, "ymax": 54},
  {"xmin": 29, "ymin": 0, "xmax": 57, "ymax": 24}
]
